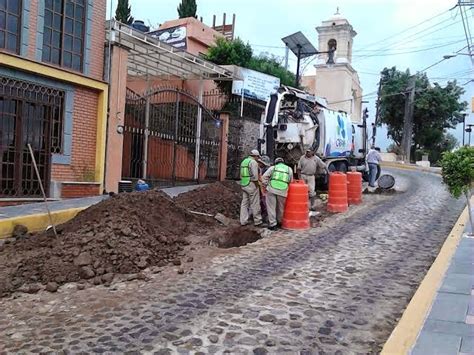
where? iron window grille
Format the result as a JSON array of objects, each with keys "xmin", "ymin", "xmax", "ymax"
[{"xmin": 0, "ymin": 76, "xmax": 65, "ymax": 197}]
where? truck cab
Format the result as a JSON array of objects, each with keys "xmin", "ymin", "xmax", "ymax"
[{"xmin": 259, "ymin": 86, "xmax": 371, "ymax": 181}]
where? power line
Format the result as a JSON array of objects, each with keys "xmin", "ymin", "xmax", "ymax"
[
  {"xmin": 356, "ymin": 8, "xmax": 452, "ymax": 51},
  {"xmin": 458, "ymin": 0, "xmax": 474, "ymax": 65},
  {"xmin": 419, "ymin": 45, "xmax": 468, "ymax": 72},
  {"xmin": 352, "ymin": 39, "xmax": 466, "ymax": 58},
  {"xmin": 354, "ymin": 19, "xmax": 468, "ymax": 62},
  {"xmin": 354, "ymin": 36, "xmax": 466, "ymax": 53}
]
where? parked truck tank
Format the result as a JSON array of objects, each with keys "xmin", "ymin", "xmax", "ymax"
[{"xmin": 259, "ymin": 86, "xmax": 379, "ymax": 180}]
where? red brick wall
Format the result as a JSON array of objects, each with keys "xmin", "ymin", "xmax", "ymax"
[
  {"xmin": 22, "ymin": 0, "xmax": 105, "ymax": 81},
  {"xmin": 61, "ymin": 183, "xmax": 100, "ymax": 198},
  {"xmin": 88, "ymin": 0, "xmax": 106, "ymax": 81},
  {"xmin": 27, "ymin": 0, "xmax": 39, "ymax": 60},
  {"xmin": 51, "ymin": 87, "xmax": 98, "ymax": 182}
]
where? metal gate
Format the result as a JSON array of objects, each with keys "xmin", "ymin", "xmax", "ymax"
[
  {"xmin": 122, "ymin": 88, "xmax": 222, "ymax": 187},
  {"xmin": 0, "ymin": 76, "xmax": 63, "ymax": 197}
]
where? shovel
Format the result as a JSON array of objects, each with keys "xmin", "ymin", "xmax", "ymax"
[{"xmin": 188, "ymin": 210, "xmax": 233, "ymax": 226}]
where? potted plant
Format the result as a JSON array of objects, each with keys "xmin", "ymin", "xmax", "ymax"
[{"xmin": 440, "ymin": 146, "xmax": 474, "ymax": 234}]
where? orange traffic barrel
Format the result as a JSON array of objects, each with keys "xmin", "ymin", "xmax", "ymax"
[
  {"xmin": 282, "ymin": 180, "xmax": 310, "ymax": 230},
  {"xmin": 327, "ymin": 172, "xmax": 348, "ymax": 213},
  {"xmin": 347, "ymin": 172, "xmax": 362, "ymax": 205}
]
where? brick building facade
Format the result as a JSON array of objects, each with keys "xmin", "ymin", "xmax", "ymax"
[{"xmin": 0, "ymin": 0, "xmax": 108, "ymax": 200}]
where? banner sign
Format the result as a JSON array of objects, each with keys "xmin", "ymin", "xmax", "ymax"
[
  {"xmin": 148, "ymin": 25, "xmax": 187, "ymax": 50},
  {"xmin": 231, "ymin": 67, "xmax": 280, "ymax": 102}
]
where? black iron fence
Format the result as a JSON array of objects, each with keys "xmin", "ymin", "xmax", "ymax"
[{"xmin": 122, "ymin": 88, "xmax": 221, "ymax": 188}]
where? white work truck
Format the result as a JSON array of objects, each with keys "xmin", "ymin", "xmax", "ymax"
[{"xmin": 259, "ymin": 86, "xmax": 379, "ymax": 182}]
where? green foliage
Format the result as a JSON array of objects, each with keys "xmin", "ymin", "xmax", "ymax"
[
  {"xmin": 428, "ymin": 132, "xmax": 458, "ymax": 165},
  {"xmin": 248, "ymin": 55, "xmax": 296, "ymax": 87},
  {"xmin": 115, "ymin": 0, "xmax": 134, "ymax": 25},
  {"xmin": 440, "ymin": 146, "xmax": 474, "ymax": 199},
  {"xmin": 377, "ymin": 67, "xmax": 467, "ymax": 162},
  {"xmin": 205, "ymin": 38, "xmax": 296, "ymax": 94},
  {"xmin": 177, "ymin": 0, "xmax": 197, "ymax": 19},
  {"xmin": 206, "ymin": 38, "xmax": 253, "ymax": 67}
]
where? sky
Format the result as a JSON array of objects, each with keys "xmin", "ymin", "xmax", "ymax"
[{"xmin": 107, "ymin": 0, "xmax": 474, "ymax": 151}]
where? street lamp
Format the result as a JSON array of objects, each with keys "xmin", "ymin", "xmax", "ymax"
[
  {"xmin": 466, "ymin": 124, "xmax": 474, "ymax": 146},
  {"xmin": 443, "ymin": 53, "xmax": 473, "ymax": 59},
  {"xmin": 461, "ymin": 112, "xmax": 468, "ymax": 146}
]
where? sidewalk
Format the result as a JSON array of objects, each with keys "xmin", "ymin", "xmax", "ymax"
[
  {"xmin": 411, "ymin": 219, "xmax": 474, "ymax": 354},
  {"xmin": 0, "ymin": 196, "xmax": 106, "ymax": 220}
]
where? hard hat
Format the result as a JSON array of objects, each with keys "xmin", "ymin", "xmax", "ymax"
[
  {"xmin": 250, "ymin": 149, "xmax": 261, "ymax": 157},
  {"xmin": 258, "ymin": 155, "xmax": 271, "ymax": 167},
  {"xmin": 275, "ymin": 157, "xmax": 284, "ymax": 164}
]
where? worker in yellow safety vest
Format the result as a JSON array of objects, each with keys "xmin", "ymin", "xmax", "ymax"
[
  {"xmin": 240, "ymin": 149, "xmax": 264, "ymax": 227},
  {"xmin": 262, "ymin": 157, "xmax": 293, "ymax": 230}
]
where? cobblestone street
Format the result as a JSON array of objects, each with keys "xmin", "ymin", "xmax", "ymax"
[{"xmin": 0, "ymin": 169, "xmax": 465, "ymax": 354}]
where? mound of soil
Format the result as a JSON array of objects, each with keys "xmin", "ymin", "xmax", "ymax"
[
  {"xmin": 0, "ymin": 191, "xmax": 212, "ymax": 297},
  {"xmin": 174, "ymin": 181, "xmax": 242, "ymax": 220}
]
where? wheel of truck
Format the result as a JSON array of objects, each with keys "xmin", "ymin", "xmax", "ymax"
[{"xmin": 336, "ymin": 161, "xmax": 348, "ymax": 173}]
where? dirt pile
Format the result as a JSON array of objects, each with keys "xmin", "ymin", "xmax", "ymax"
[
  {"xmin": 0, "ymin": 191, "xmax": 211, "ymax": 297},
  {"xmin": 174, "ymin": 181, "xmax": 242, "ymax": 220}
]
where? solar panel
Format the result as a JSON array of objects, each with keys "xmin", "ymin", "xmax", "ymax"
[{"xmin": 281, "ymin": 31, "xmax": 317, "ymax": 59}]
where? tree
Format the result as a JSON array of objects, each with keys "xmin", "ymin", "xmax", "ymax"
[
  {"xmin": 377, "ymin": 67, "xmax": 467, "ymax": 162},
  {"xmin": 440, "ymin": 146, "xmax": 474, "ymax": 234},
  {"xmin": 206, "ymin": 38, "xmax": 253, "ymax": 68},
  {"xmin": 177, "ymin": 0, "xmax": 197, "ymax": 19},
  {"xmin": 115, "ymin": 0, "xmax": 134, "ymax": 25},
  {"xmin": 205, "ymin": 38, "xmax": 296, "ymax": 93}
]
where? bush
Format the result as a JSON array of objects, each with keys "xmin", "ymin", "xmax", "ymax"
[
  {"xmin": 440, "ymin": 146, "xmax": 474, "ymax": 199},
  {"xmin": 440, "ymin": 146, "xmax": 474, "ymax": 233}
]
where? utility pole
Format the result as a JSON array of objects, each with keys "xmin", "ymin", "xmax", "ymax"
[
  {"xmin": 284, "ymin": 45, "xmax": 289, "ymax": 70},
  {"xmin": 373, "ymin": 78, "xmax": 382, "ymax": 147},
  {"xmin": 295, "ymin": 45, "xmax": 302, "ymax": 87},
  {"xmin": 401, "ymin": 76, "xmax": 416, "ymax": 163}
]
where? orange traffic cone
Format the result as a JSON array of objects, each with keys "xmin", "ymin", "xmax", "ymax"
[
  {"xmin": 327, "ymin": 172, "xmax": 348, "ymax": 213},
  {"xmin": 282, "ymin": 180, "xmax": 310, "ymax": 230},
  {"xmin": 347, "ymin": 172, "xmax": 362, "ymax": 205}
]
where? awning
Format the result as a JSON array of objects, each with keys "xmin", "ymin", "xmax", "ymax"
[{"xmin": 105, "ymin": 20, "xmax": 240, "ymax": 81}]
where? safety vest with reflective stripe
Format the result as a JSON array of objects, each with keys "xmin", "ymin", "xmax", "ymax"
[
  {"xmin": 270, "ymin": 163, "xmax": 291, "ymax": 190},
  {"xmin": 240, "ymin": 157, "xmax": 253, "ymax": 186}
]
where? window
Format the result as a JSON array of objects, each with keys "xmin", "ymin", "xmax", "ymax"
[
  {"xmin": 42, "ymin": 0, "xmax": 85, "ymax": 72},
  {"xmin": 0, "ymin": 76, "xmax": 65, "ymax": 197},
  {"xmin": 0, "ymin": 0, "xmax": 22, "ymax": 54},
  {"xmin": 328, "ymin": 39, "xmax": 337, "ymax": 51}
]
